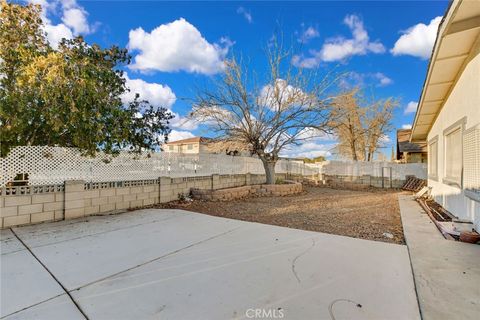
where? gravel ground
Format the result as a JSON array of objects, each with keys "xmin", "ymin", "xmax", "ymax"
[{"xmin": 158, "ymin": 186, "xmax": 405, "ymax": 244}]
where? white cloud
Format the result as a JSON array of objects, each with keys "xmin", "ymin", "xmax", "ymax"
[
  {"xmin": 170, "ymin": 114, "xmax": 198, "ymax": 131},
  {"xmin": 373, "ymin": 72, "xmax": 393, "ymax": 87},
  {"xmin": 236, "ymin": 7, "xmax": 253, "ymax": 24},
  {"xmin": 43, "ymin": 23, "xmax": 73, "ymax": 48},
  {"xmin": 280, "ymin": 128, "xmax": 338, "ymax": 159},
  {"xmin": 338, "ymin": 71, "xmax": 364, "ymax": 89},
  {"xmin": 122, "ymin": 73, "xmax": 176, "ymax": 109},
  {"xmin": 258, "ymin": 79, "xmax": 310, "ymax": 110},
  {"xmin": 29, "ymin": 0, "xmax": 94, "ymax": 48},
  {"xmin": 298, "ymin": 25, "xmax": 319, "ymax": 44},
  {"xmin": 191, "ymin": 105, "xmax": 237, "ymax": 129},
  {"xmin": 297, "ymin": 128, "xmax": 337, "ymax": 142},
  {"xmin": 121, "ymin": 74, "xmax": 199, "ymax": 131},
  {"xmin": 62, "ymin": 7, "xmax": 90, "ymax": 35},
  {"xmin": 379, "ymin": 134, "xmax": 391, "ymax": 144},
  {"xmin": 391, "ymin": 16, "xmax": 442, "ymax": 59},
  {"xmin": 291, "ymin": 55, "xmax": 318, "ymax": 69},
  {"xmin": 402, "ymin": 124, "xmax": 412, "ymax": 129},
  {"xmin": 339, "ymin": 71, "xmax": 393, "ymax": 89},
  {"xmin": 128, "ymin": 18, "xmax": 232, "ymax": 75},
  {"xmin": 167, "ymin": 129, "xmax": 195, "ymax": 142},
  {"xmin": 28, "ymin": 0, "xmax": 51, "ymax": 13},
  {"xmin": 293, "ymin": 14, "xmax": 385, "ymax": 67},
  {"xmin": 404, "ymin": 101, "xmax": 418, "ymax": 114},
  {"xmin": 281, "ymin": 141, "xmax": 335, "ymax": 159}
]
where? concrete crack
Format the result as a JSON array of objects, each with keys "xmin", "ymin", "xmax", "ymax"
[
  {"xmin": 9, "ymin": 228, "xmax": 89, "ymax": 320},
  {"xmin": 72, "ymin": 226, "xmax": 241, "ymax": 292},
  {"xmin": 291, "ymin": 238, "xmax": 315, "ymax": 283},
  {"xmin": 0, "ymin": 293, "xmax": 65, "ymax": 319},
  {"xmin": 7, "ymin": 214, "xmax": 182, "ymax": 254}
]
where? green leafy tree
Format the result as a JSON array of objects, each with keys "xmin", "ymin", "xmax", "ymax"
[
  {"xmin": 0, "ymin": 0, "xmax": 48, "ymax": 153},
  {"xmin": 0, "ymin": 1, "xmax": 173, "ymax": 156}
]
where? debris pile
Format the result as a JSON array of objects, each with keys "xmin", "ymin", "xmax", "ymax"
[
  {"xmin": 402, "ymin": 176, "xmax": 426, "ymax": 192},
  {"xmin": 424, "ymin": 199, "xmax": 454, "ymax": 222},
  {"xmin": 416, "ymin": 197, "xmax": 479, "ymax": 243},
  {"xmin": 409, "ymin": 181, "xmax": 479, "ymax": 243}
]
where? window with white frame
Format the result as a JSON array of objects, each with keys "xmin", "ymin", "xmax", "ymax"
[
  {"xmin": 187, "ymin": 144, "xmax": 193, "ymax": 150},
  {"xmin": 168, "ymin": 145, "xmax": 174, "ymax": 151},
  {"xmin": 463, "ymin": 125, "xmax": 480, "ymax": 201},
  {"xmin": 428, "ymin": 138, "xmax": 438, "ymax": 179},
  {"xmin": 444, "ymin": 127, "xmax": 463, "ymax": 186}
]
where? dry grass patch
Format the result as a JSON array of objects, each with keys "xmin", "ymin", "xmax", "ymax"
[{"xmin": 159, "ymin": 186, "xmax": 405, "ymax": 244}]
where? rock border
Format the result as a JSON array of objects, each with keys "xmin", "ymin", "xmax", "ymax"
[{"xmin": 191, "ymin": 181, "xmax": 302, "ymax": 201}]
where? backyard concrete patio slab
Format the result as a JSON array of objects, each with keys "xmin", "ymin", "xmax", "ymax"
[
  {"xmin": 12, "ymin": 209, "xmax": 241, "ymax": 290},
  {"xmin": 3, "ymin": 294, "xmax": 85, "ymax": 320},
  {"xmin": 0, "ymin": 229, "xmax": 26, "ymax": 255},
  {"xmin": 2, "ymin": 209, "xmax": 421, "ymax": 319},
  {"xmin": 399, "ymin": 194, "xmax": 480, "ymax": 320},
  {"xmin": 0, "ymin": 230, "xmax": 78, "ymax": 318}
]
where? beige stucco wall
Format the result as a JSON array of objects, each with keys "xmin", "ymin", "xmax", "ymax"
[
  {"xmin": 165, "ymin": 142, "xmax": 201, "ymax": 154},
  {"xmin": 199, "ymin": 144, "xmax": 212, "ymax": 154},
  {"xmin": 406, "ymin": 152, "xmax": 427, "ymax": 164},
  {"xmin": 165, "ymin": 142, "xmax": 249, "ymax": 155},
  {"xmin": 427, "ymin": 40, "xmax": 480, "ymax": 231}
]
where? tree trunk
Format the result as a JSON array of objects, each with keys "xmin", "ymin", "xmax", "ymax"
[
  {"xmin": 350, "ymin": 143, "xmax": 358, "ymax": 161},
  {"xmin": 261, "ymin": 159, "xmax": 277, "ymax": 184}
]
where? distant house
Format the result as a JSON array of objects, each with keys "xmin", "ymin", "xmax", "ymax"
[
  {"xmin": 163, "ymin": 137, "xmax": 213, "ymax": 154},
  {"xmin": 396, "ymin": 129, "xmax": 427, "ymax": 163},
  {"xmin": 410, "ymin": 0, "xmax": 480, "ymax": 231},
  {"xmin": 164, "ymin": 136, "xmax": 250, "ymax": 156}
]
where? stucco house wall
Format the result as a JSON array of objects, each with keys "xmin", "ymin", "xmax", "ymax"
[
  {"xmin": 427, "ymin": 39, "xmax": 480, "ymax": 230},
  {"xmin": 165, "ymin": 142, "xmax": 201, "ymax": 154},
  {"xmin": 404, "ymin": 152, "xmax": 427, "ymax": 164}
]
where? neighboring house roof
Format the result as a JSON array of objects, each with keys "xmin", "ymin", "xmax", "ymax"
[
  {"xmin": 411, "ymin": 0, "xmax": 480, "ymax": 141},
  {"xmin": 397, "ymin": 129, "xmax": 427, "ymax": 154},
  {"xmin": 165, "ymin": 137, "xmax": 212, "ymax": 145},
  {"xmin": 164, "ymin": 136, "xmax": 251, "ymax": 155}
]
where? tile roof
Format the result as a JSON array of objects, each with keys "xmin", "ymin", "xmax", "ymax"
[
  {"xmin": 165, "ymin": 136, "xmax": 212, "ymax": 145},
  {"xmin": 397, "ymin": 129, "xmax": 427, "ymax": 153}
]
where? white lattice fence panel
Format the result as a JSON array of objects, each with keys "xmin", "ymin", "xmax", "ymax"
[
  {"xmin": 0, "ymin": 146, "xmax": 171, "ymax": 186},
  {"xmin": 1, "ymin": 146, "xmax": 316, "ymax": 186},
  {"xmin": 320, "ymin": 160, "xmax": 427, "ymax": 180},
  {"xmin": 463, "ymin": 126, "xmax": 480, "ymax": 191}
]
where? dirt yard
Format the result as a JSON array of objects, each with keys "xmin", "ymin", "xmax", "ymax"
[{"xmin": 158, "ymin": 186, "xmax": 405, "ymax": 244}]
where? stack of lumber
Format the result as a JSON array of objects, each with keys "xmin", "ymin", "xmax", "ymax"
[
  {"xmin": 424, "ymin": 199, "xmax": 454, "ymax": 221},
  {"xmin": 402, "ymin": 176, "xmax": 426, "ymax": 192}
]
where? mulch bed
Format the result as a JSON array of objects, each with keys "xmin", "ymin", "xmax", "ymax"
[{"xmin": 157, "ymin": 186, "xmax": 405, "ymax": 244}]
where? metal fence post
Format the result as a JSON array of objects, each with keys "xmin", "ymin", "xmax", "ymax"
[
  {"xmin": 390, "ymin": 167, "xmax": 393, "ymax": 189},
  {"xmin": 381, "ymin": 167, "xmax": 385, "ymax": 188}
]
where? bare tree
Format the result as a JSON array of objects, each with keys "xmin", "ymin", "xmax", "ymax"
[
  {"xmin": 330, "ymin": 88, "xmax": 397, "ymax": 161},
  {"xmin": 330, "ymin": 88, "xmax": 366, "ymax": 161},
  {"xmin": 364, "ymin": 98, "xmax": 397, "ymax": 161},
  {"xmin": 189, "ymin": 42, "xmax": 338, "ymax": 184}
]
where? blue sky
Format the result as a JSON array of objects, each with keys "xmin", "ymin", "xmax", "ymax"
[{"xmin": 30, "ymin": 0, "xmax": 449, "ymax": 158}]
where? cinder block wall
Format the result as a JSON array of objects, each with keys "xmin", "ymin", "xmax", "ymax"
[
  {"xmin": 251, "ymin": 174, "xmax": 267, "ymax": 184},
  {"xmin": 64, "ymin": 180, "xmax": 161, "ymax": 220},
  {"xmin": 0, "ymin": 174, "xmax": 290, "ymax": 228},
  {"xmin": 1, "ymin": 173, "xmax": 304, "ymax": 228},
  {"xmin": 192, "ymin": 182, "xmax": 303, "ymax": 201},
  {"xmin": 159, "ymin": 176, "xmax": 212, "ymax": 203},
  {"xmin": 324, "ymin": 174, "xmax": 407, "ymax": 189},
  {"xmin": 1, "ymin": 185, "xmax": 65, "ymax": 228}
]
